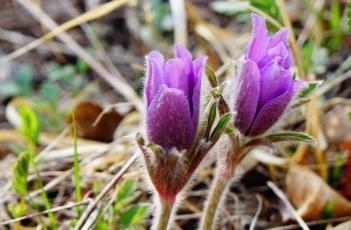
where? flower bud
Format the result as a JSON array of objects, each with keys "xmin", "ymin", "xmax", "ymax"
[
  {"xmin": 233, "ymin": 14, "xmax": 307, "ymax": 137},
  {"xmin": 145, "ymin": 44, "xmax": 207, "ymax": 150},
  {"xmin": 141, "ymin": 45, "xmax": 208, "ymax": 203}
]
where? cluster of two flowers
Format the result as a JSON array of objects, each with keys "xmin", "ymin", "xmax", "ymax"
[{"xmin": 137, "ymin": 14, "xmax": 307, "ymax": 230}]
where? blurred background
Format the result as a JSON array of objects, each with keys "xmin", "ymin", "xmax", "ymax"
[{"xmin": 0, "ymin": 0, "xmax": 350, "ymax": 229}]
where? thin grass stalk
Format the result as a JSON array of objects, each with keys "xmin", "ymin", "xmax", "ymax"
[
  {"xmin": 277, "ymin": 0, "xmax": 306, "ymax": 80},
  {"xmin": 72, "ymin": 113, "xmax": 81, "ymax": 217},
  {"xmin": 29, "ymin": 144, "xmax": 57, "ymax": 229}
]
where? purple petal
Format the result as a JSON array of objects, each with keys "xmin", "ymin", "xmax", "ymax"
[
  {"xmin": 248, "ymin": 80, "xmax": 307, "ymax": 136},
  {"xmin": 174, "ymin": 44, "xmax": 192, "ymax": 62},
  {"xmin": 145, "ymin": 51, "xmax": 164, "ymax": 107},
  {"xmin": 234, "ymin": 59, "xmax": 261, "ymax": 135},
  {"xmin": 191, "ymin": 56, "xmax": 207, "ymax": 125},
  {"xmin": 259, "ymin": 42, "xmax": 292, "ymax": 69},
  {"xmin": 257, "ymin": 61, "xmax": 291, "ymax": 109},
  {"xmin": 174, "ymin": 44, "xmax": 194, "ymax": 82},
  {"xmin": 269, "ymin": 28, "xmax": 289, "ymax": 48},
  {"xmin": 163, "ymin": 58, "xmax": 190, "ymax": 97},
  {"xmin": 247, "ymin": 13, "xmax": 269, "ymax": 64},
  {"xmin": 193, "ymin": 55, "xmax": 207, "ymax": 84},
  {"xmin": 146, "ymin": 85, "xmax": 194, "ymax": 150},
  {"xmin": 148, "ymin": 51, "xmax": 165, "ymax": 65}
]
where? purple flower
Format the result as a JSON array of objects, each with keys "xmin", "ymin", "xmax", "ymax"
[
  {"xmin": 233, "ymin": 14, "xmax": 307, "ymax": 136},
  {"xmin": 145, "ymin": 44, "xmax": 207, "ymax": 150}
]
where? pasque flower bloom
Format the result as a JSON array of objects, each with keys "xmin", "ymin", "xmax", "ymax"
[
  {"xmin": 145, "ymin": 44, "xmax": 206, "ymax": 150},
  {"xmin": 233, "ymin": 14, "xmax": 307, "ymax": 136},
  {"xmin": 140, "ymin": 44, "xmax": 208, "ymax": 204}
]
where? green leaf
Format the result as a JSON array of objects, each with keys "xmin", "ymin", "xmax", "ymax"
[
  {"xmin": 302, "ymin": 41, "xmax": 314, "ymax": 73},
  {"xmin": 114, "ymin": 179, "xmax": 137, "ymax": 212},
  {"xmin": 328, "ymin": 0, "xmax": 341, "ymax": 50},
  {"xmin": 117, "ymin": 179, "xmax": 136, "ymax": 201},
  {"xmin": 12, "ymin": 151, "xmax": 30, "ymax": 196},
  {"xmin": 347, "ymin": 0, "xmax": 351, "ymax": 32},
  {"xmin": 265, "ymin": 132, "xmax": 314, "ymax": 143},
  {"xmin": 48, "ymin": 64, "xmax": 76, "ymax": 81},
  {"xmin": 151, "ymin": 0, "xmax": 172, "ymax": 33},
  {"xmin": 330, "ymin": 152, "xmax": 344, "ymax": 183},
  {"xmin": 240, "ymin": 138, "xmax": 275, "ymax": 158},
  {"xmin": 39, "ymin": 83, "xmax": 61, "ymax": 105},
  {"xmin": 205, "ymin": 65, "xmax": 218, "ymax": 88},
  {"xmin": 14, "ymin": 64, "xmax": 33, "ymax": 96},
  {"xmin": 210, "ymin": 113, "xmax": 232, "ymax": 141},
  {"xmin": 323, "ymin": 202, "xmax": 333, "ymax": 219},
  {"xmin": 120, "ymin": 204, "xmax": 149, "ymax": 229},
  {"xmin": 18, "ymin": 105, "xmax": 40, "ymax": 145},
  {"xmin": 8, "ymin": 202, "xmax": 27, "ymax": 218},
  {"xmin": 76, "ymin": 58, "xmax": 89, "ymax": 74},
  {"xmin": 93, "ymin": 209, "xmax": 108, "ymax": 230},
  {"xmin": 94, "ymin": 219, "xmax": 108, "ymax": 230},
  {"xmin": 299, "ymin": 81, "xmax": 322, "ymax": 98},
  {"xmin": 70, "ymin": 219, "xmax": 78, "ymax": 228},
  {"xmin": 249, "ymin": 0, "xmax": 280, "ymax": 29}
]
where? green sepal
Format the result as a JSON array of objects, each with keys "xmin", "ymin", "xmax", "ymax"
[
  {"xmin": 209, "ymin": 112, "xmax": 232, "ymax": 141},
  {"xmin": 298, "ymin": 81, "xmax": 322, "ymax": 98},
  {"xmin": 205, "ymin": 65, "xmax": 218, "ymax": 88},
  {"xmin": 204, "ymin": 101, "xmax": 217, "ymax": 140},
  {"xmin": 265, "ymin": 132, "xmax": 315, "ymax": 143}
]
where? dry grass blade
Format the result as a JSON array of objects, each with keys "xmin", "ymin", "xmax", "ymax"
[
  {"xmin": 27, "ymin": 140, "xmax": 125, "ymax": 201},
  {"xmin": 0, "ymin": 28, "xmax": 74, "ymax": 55},
  {"xmin": 186, "ymin": 2, "xmax": 231, "ymax": 63},
  {"xmin": 0, "ymin": 200, "xmax": 91, "ymax": 226},
  {"xmin": 12, "ymin": 0, "xmax": 143, "ymax": 113},
  {"xmin": 296, "ymin": 0, "xmax": 325, "ymax": 46},
  {"xmin": 170, "ymin": 0, "xmax": 187, "ymax": 46},
  {"xmin": 74, "ymin": 154, "xmax": 137, "ymax": 230},
  {"xmin": 276, "ymin": 0, "xmax": 306, "ymax": 81},
  {"xmin": 58, "ymin": 0, "xmax": 129, "ymax": 86},
  {"xmin": 267, "ymin": 181, "xmax": 310, "ymax": 230},
  {"xmin": 314, "ymin": 69, "xmax": 351, "ymax": 98},
  {"xmin": 266, "ymin": 216, "xmax": 351, "ymax": 230},
  {"xmin": 2, "ymin": 0, "xmax": 129, "ymax": 61},
  {"xmin": 228, "ymin": 0, "xmax": 283, "ymax": 29},
  {"xmin": 249, "ymin": 194, "xmax": 263, "ymax": 230},
  {"xmin": 36, "ymin": 126, "xmax": 71, "ymax": 160}
]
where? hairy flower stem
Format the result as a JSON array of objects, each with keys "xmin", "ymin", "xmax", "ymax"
[
  {"xmin": 200, "ymin": 175, "xmax": 228, "ymax": 230},
  {"xmin": 154, "ymin": 200, "xmax": 174, "ymax": 230}
]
